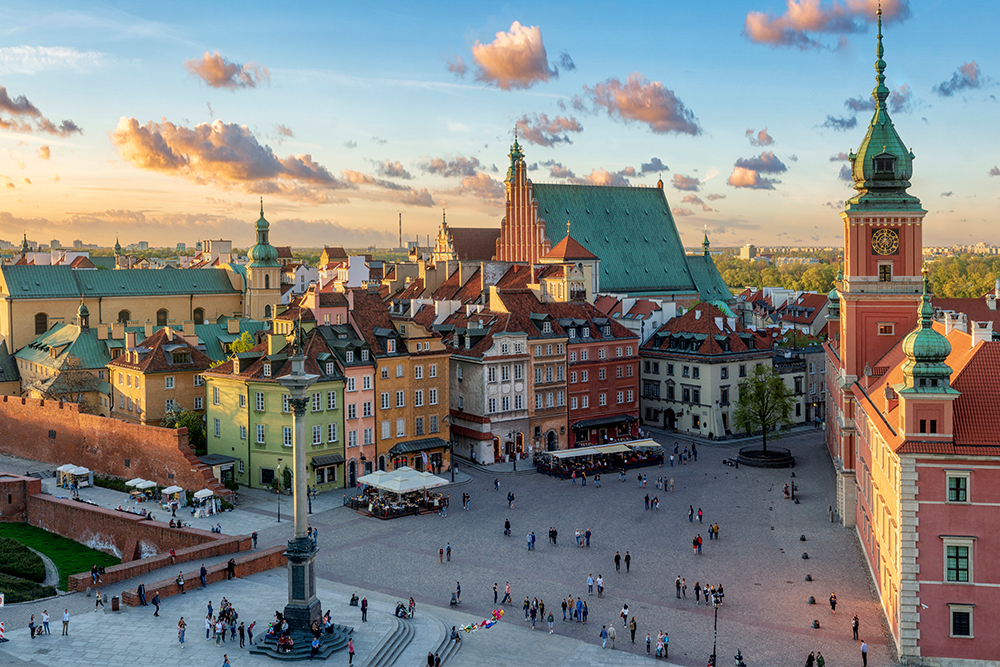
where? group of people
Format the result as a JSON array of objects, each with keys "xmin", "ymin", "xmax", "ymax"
[
  {"xmin": 205, "ymin": 597, "xmax": 251, "ymax": 649},
  {"xmin": 524, "ymin": 596, "xmax": 554, "ymax": 630},
  {"xmin": 395, "ymin": 597, "xmax": 416, "ymax": 617},
  {"xmin": 669, "ymin": 441, "xmax": 697, "ymax": 466},
  {"xmin": 673, "ymin": 576, "xmax": 725, "ymax": 604}
]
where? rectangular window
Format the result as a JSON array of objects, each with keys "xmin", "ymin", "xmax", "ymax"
[
  {"xmin": 598, "ymin": 348, "xmax": 606, "ymax": 359},
  {"xmin": 617, "ymin": 391, "xmax": 624, "ymax": 404},
  {"xmin": 396, "ymin": 390, "xmax": 405, "ymax": 408},
  {"xmin": 683, "ymin": 366, "xmax": 690, "ymax": 378},
  {"xmin": 739, "ymin": 364, "xmax": 747, "ymax": 378},
  {"xmin": 214, "ymin": 418, "xmax": 221, "ymax": 437},
  {"xmin": 626, "ymin": 365, "xmax": 633, "ymax": 377},
  {"xmin": 312, "ymin": 392, "xmax": 322, "ymax": 412},
  {"xmin": 627, "ymin": 390, "xmax": 634, "ymax": 403},
  {"xmin": 363, "ymin": 401, "xmax": 372, "ymax": 418},
  {"xmin": 414, "ymin": 365, "xmax": 423, "ymax": 380},
  {"xmin": 415, "ymin": 390, "xmax": 424, "ymax": 407},
  {"xmin": 381, "ymin": 392, "xmax": 390, "ymax": 410},
  {"xmin": 396, "ymin": 364, "xmax": 404, "ymax": 378},
  {"xmin": 312, "ymin": 425, "xmax": 322, "ymax": 445},
  {"xmin": 263, "ymin": 364, "xmax": 271, "ymax": 378},
  {"xmin": 364, "ymin": 428, "xmax": 373, "ymax": 445},
  {"xmin": 692, "ymin": 367, "xmax": 700, "ymax": 379},
  {"xmin": 571, "ymin": 397, "xmax": 578, "ymax": 410},
  {"xmin": 666, "ymin": 363, "xmax": 673, "ymax": 376},
  {"xmin": 194, "ymin": 396, "xmax": 204, "ymax": 410},
  {"xmin": 396, "ymin": 418, "xmax": 405, "ymax": 437},
  {"xmin": 381, "ymin": 421, "xmax": 390, "ymax": 440},
  {"xmin": 260, "ymin": 467, "xmax": 275, "ymax": 485},
  {"xmin": 429, "ymin": 388, "xmax": 438, "ymax": 405},
  {"xmin": 429, "ymin": 416, "xmax": 438, "ymax": 433},
  {"xmin": 415, "ymin": 417, "xmax": 424, "ymax": 436},
  {"xmin": 501, "ymin": 396, "xmax": 510, "ymax": 412},
  {"xmin": 950, "ymin": 606, "xmax": 973, "ymax": 638},
  {"xmin": 683, "ymin": 388, "xmax": 691, "ymax": 402},
  {"xmin": 240, "ymin": 425, "xmax": 247, "ymax": 440},
  {"xmin": 557, "ymin": 391, "xmax": 565, "ymax": 407},
  {"xmin": 256, "ymin": 424, "xmax": 265, "ymax": 444},
  {"xmin": 946, "ymin": 544, "xmax": 970, "ymax": 582},
  {"xmin": 569, "ymin": 352, "xmax": 577, "ymax": 363},
  {"xmin": 326, "ymin": 362, "xmax": 335, "ymax": 375},
  {"xmin": 429, "ymin": 363, "xmax": 437, "ymax": 378},
  {"xmin": 581, "ymin": 370, "xmax": 588, "ymax": 382},
  {"xmin": 582, "ymin": 395, "xmax": 589, "ymax": 409},
  {"xmin": 282, "ymin": 426, "xmax": 292, "ymax": 447},
  {"xmin": 535, "ymin": 394, "xmax": 542, "ymax": 410},
  {"xmin": 599, "ymin": 368, "xmax": 606, "ymax": 380},
  {"xmin": 546, "ymin": 392, "xmax": 554, "ymax": 408},
  {"xmin": 721, "ymin": 387, "xmax": 729, "ymax": 405},
  {"xmin": 240, "ymin": 393, "xmax": 246, "ymax": 408},
  {"xmin": 546, "ymin": 367, "xmax": 553, "ymax": 382},
  {"xmin": 327, "ymin": 422, "xmax": 338, "ymax": 442},
  {"xmin": 489, "ymin": 367, "xmax": 497, "ymax": 383},
  {"xmin": 947, "ymin": 473, "xmax": 969, "ymax": 502},
  {"xmin": 667, "ymin": 385, "xmax": 675, "ymax": 400},
  {"xmin": 581, "ymin": 350, "xmax": 588, "ymax": 361},
  {"xmin": 501, "ymin": 365, "xmax": 510, "ymax": 381},
  {"xmin": 165, "ymin": 376, "xmax": 174, "ymax": 390},
  {"xmin": 535, "ymin": 368, "xmax": 542, "ymax": 383},
  {"xmin": 616, "ymin": 366, "xmax": 623, "ymax": 379},
  {"xmin": 348, "ymin": 403, "xmax": 357, "ymax": 419},
  {"xmin": 721, "ymin": 367, "xmax": 729, "ymax": 380},
  {"xmin": 282, "ymin": 394, "xmax": 290, "ymax": 413},
  {"xmin": 381, "ymin": 367, "xmax": 389, "ymax": 379},
  {"xmin": 362, "ymin": 375, "xmax": 372, "ymax": 391},
  {"xmin": 488, "ymin": 398, "xmax": 496, "ymax": 413},
  {"xmin": 879, "ymin": 323, "xmax": 895, "ymax": 336},
  {"xmin": 345, "ymin": 350, "xmax": 354, "ymax": 363},
  {"xmin": 616, "ymin": 347, "xmax": 623, "ymax": 357},
  {"xmin": 599, "ymin": 393, "xmax": 607, "ymax": 407},
  {"xmin": 879, "ymin": 264, "xmax": 892, "ymax": 282},
  {"xmin": 212, "ymin": 386, "xmax": 220, "ymax": 405},
  {"xmin": 194, "ymin": 375, "xmax": 204, "ymax": 387},
  {"xmin": 515, "ymin": 364, "xmax": 523, "ymax": 380},
  {"xmin": 387, "ymin": 339, "xmax": 396, "ymax": 353},
  {"xmin": 570, "ymin": 372, "xmax": 577, "ymax": 384}
]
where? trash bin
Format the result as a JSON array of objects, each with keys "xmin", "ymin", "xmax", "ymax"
[{"xmin": 111, "ymin": 595, "xmax": 119, "ymax": 612}]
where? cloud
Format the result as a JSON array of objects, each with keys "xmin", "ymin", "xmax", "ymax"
[
  {"xmin": 990, "ymin": 166, "xmax": 1000, "ymax": 176},
  {"xmin": 557, "ymin": 52, "xmax": 576, "ymax": 72},
  {"xmin": 20, "ymin": 176, "xmax": 30, "ymax": 185},
  {"xmin": 0, "ymin": 46, "xmax": 108, "ymax": 75},
  {"xmin": 682, "ymin": 194, "xmax": 713, "ymax": 212},
  {"xmin": 583, "ymin": 73, "xmax": 701, "ymax": 135},
  {"xmin": 451, "ymin": 172, "xmax": 505, "ymax": 203},
  {"xmin": 735, "ymin": 151, "xmax": 787, "ymax": 174},
  {"xmin": 890, "ymin": 84, "xmax": 914, "ymax": 113},
  {"xmin": 447, "ymin": 56, "xmax": 467, "ymax": 77},
  {"xmin": 373, "ymin": 159, "xmax": 413, "ymax": 180},
  {"xmin": 582, "ymin": 168, "xmax": 630, "ymax": 187},
  {"xmin": 788, "ymin": 154, "xmax": 798, "ymax": 162},
  {"xmin": 839, "ymin": 164, "xmax": 853, "ymax": 181},
  {"xmin": 420, "ymin": 156, "xmax": 482, "ymax": 178},
  {"xmin": 933, "ymin": 61, "xmax": 984, "ymax": 97},
  {"xmin": 705, "ymin": 193, "xmax": 726, "ymax": 201},
  {"xmin": 0, "ymin": 86, "xmax": 83, "ymax": 136},
  {"xmin": 829, "ymin": 152, "xmax": 850, "ymax": 162},
  {"xmin": 549, "ymin": 163, "xmax": 576, "ymax": 179},
  {"xmin": 111, "ymin": 116, "xmax": 349, "ymax": 201},
  {"xmin": 822, "ymin": 115, "xmax": 858, "ymax": 131},
  {"xmin": 343, "ymin": 140, "xmax": 357, "ymax": 149},
  {"xmin": 746, "ymin": 127, "xmax": 774, "ymax": 146},
  {"xmin": 672, "ymin": 174, "xmax": 701, "ymax": 191},
  {"xmin": 371, "ymin": 136, "xmax": 388, "ymax": 145},
  {"xmin": 671, "ymin": 207, "xmax": 694, "ymax": 217},
  {"xmin": 844, "ymin": 96, "xmax": 875, "ymax": 112},
  {"xmin": 640, "ymin": 157, "xmax": 668, "ymax": 174},
  {"xmin": 342, "ymin": 169, "xmax": 435, "ymax": 206},
  {"xmin": 515, "ymin": 113, "xmax": 583, "ymax": 146},
  {"xmin": 37, "ymin": 145, "xmax": 50, "ymax": 160},
  {"xmin": 183, "ymin": 51, "xmax": 269, "ymax": 90},
  {"xmin": 470, "ymin": 21, "xmax": 559, "ymax": 90},
  {"xmin": 276, "ymin": 125, "xmax": 294, "ymax": 138},
  {"xmin": 744, "ymin": 0, "xmax": 912, "ymax": 50},
  {"xmin": 940, "ymin": 191, "xmax": 954, "ymax": 197},
  {"xmin": 728, "ymin": 166, "xmax": 778, "ymax": 190}
]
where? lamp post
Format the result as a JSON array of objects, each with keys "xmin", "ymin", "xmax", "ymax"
[
  {"xmin": 276, "ymin": 458, "xmax": 282, "ymax": 523},
  {"xmin": 276, "ymin": 338, "xmax": 322, "ymax": 632},
  {"xmin": 709, "ymin": 590, "xmax": 724, "ymax": 667}
]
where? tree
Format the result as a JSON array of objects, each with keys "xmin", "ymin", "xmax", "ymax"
[
  {"xmin": 732, "ymin": 365, "xmax": 795, "ymax": 454},
  {"xmin": 161, "ymin": 408, "xmax": 207, "ymax": 455},
  {"xmin": 229, "ymin": 331, "xmax": 256, "ymax": 354},
  {"xmin": 38, "ymin": 354, "xmax": 103, "ymax": 415}
]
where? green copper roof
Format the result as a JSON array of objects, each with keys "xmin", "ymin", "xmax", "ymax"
[
  {"xmin": 15, "ymin": 322, "xmax": 142, "ymax": 370},
  {"xmin": 846, "ymin": 8, "xmax": 923, "ymax": 213},
  {"xmin": 1, "ymin": 265, "xmax": 239, "ymax": 300},
  {"xmin": 686, "ymin": 254, "xmax": 733, "ymax": 302},
  {"xmin": 532, "ymin": 183, "xmax": 730, "ymax": 298},
  {"xmin": 195, "ymin": 318, "xmax": 269, "ymax": 362},
  {"xmin": 248, "ymin": 202, "xmax": 279, "ymax": 267},
  {"xmin": 901, "ymin": 272, "xmax": 955, "ymax": 393}
]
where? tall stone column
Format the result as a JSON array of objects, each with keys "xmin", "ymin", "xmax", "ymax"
[{"xmin": 277, "ymin": 354, "xmax": 321, "ymax": 631}]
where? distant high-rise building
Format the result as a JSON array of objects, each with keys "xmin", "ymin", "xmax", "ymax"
[
  {"xmin": 50, "ymin": 239, "xmax": 60, "ymax": 249},
  {"xmin": 73, "ymin": 240, "xmax": 83, "ymax": 249},
  {"xmin": 176, "ymin": 243, "xmax": 186, "ymax": 252},
  {"xmin": 137, "ymin": 241, "xmax": 149, "ymax": 251},
  {"xmin": 739, "ymin": 244, "xmax": 757, "ymax": 260}
]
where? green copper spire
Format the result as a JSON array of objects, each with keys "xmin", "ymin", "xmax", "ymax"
[
  {"xmin": 900, "ymin": 268, "xmax": 955, "ymax": 393},
  {"xmin": 846, "ymin": 3, "xmax": 923, "ymax": 213},
  {"xmin": 114, "ymin": 234, "xmax": 122, "ymax": 256},
  {"xmin": 506, "ymin": 127, "xmax": 524, "ymax": 183},
  {"xmin": 248, "ymin": 198, "xmax": 279, "ymax": 267},
  {"xmin": 20, "ymin": 232, "xmax": 29, "ymax": 256},
  {"xmin": 702, "ymin": 229, "xmax": 710, "ymax": 257}
]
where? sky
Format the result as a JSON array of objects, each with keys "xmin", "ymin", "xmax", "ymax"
[{"xmin": 0, "ymin": 0, "xmax": 997, "ymax": 251}]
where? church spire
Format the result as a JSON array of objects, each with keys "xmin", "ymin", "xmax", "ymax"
[
  {"xmin": 702, "ymin": 228, "xmax": 710, "ymax": 257},
  {"xmin": 873, "ymin": 2, "xmax": 889, "ymax": 111}
]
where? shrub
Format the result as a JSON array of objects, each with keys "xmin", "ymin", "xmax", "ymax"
[
  {"xmin": 220, "ymin": 499, "xmax": 234, "ymax": 511},
  {"xmin": 93, "ymin": 475, "xmax": 129, "ymax": 493},
  {"xmin": 0, "ymin": 573, "xmax": 56, "ymax": 603},
  {"xmin": 224, "ymin": 480, "xmax": 239, "ymax": 492},
  {"xmin": 0, "ymin": 536, "xmax": 46, "ymax": 582}
]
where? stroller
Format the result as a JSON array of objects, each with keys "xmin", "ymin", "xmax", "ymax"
[{"xmin": 450, "ymin": 592, "xmax": 458, "ymax": 607}]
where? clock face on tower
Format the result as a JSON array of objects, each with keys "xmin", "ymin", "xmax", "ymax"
[{"xmin": 871, "ymin": 228, "xmax": 900, "ymax": 256}]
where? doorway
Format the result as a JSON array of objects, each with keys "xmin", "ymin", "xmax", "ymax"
[
  {"xmin": 546, "ymin": 430, "xmax": 557, "ymax": 451},
  {"xmin": 348, "ymin": 460, "xmax": 357, "ymax": 488}
]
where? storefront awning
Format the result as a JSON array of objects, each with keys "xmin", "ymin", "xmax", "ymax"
[
  {"xmin": 387, "ymin": 437, "xmax": 449, "ymax": 457},
  {"xmin": 551, "ymin": 447, "xmax": 601, "ymax": 459},
  {"xmin": 311, "ymin": 453, "xmax": 345, "ymax": 467},
  {"xmin": 592, "ymin": 443, "xmax": 633, "ymax": 454},
  {"xmin": 571, "ymin": 413, "xmax": 637, "ymax": 430}
]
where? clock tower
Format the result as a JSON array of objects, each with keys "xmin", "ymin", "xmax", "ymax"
[{"xmin": 827, "ymin": 5, "xmax": 925, "ymax": 525}]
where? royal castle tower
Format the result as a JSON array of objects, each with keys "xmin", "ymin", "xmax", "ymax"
[
  {"xmin": 245, "ymin": 201, "xmax": 281, "ymax": 320},
  {"xmin": 827, "ymin": 6, "xmax": 926, "ymax": 525}
]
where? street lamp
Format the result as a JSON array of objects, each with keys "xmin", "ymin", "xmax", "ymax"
[
  {"xmin": 276, "ymin": 458, "xmax": 283, "ymax": 523},
  {"xmin": 709, "ymin": 590, "xmax": 724, "ymax": 666}
]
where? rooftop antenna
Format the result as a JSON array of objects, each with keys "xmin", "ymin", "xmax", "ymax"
[{"xmin": 398, "ymin": 212, "xmax": 402, "ymax": 249}]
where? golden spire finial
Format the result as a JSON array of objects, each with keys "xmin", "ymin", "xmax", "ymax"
[{"xmin": 566, "ymin": 219, "xmax": 571, "ymax": 236}]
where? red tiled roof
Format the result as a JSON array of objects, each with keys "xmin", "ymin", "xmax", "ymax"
[
  {"xmin": 323, "ymin": 246, "xmax": 348, "ymax": 260},
  {"xmin": 626, "ymin": 300, "xmax": 659, "ymax": 319},
  {"xmin": 108, "ymin": 328, "xmax": 213, "ymax": 373},
  {"xmin": 543, "ymin": 234, "xmax": 597, "ymax": 261},
  {"xmin": 494, "ymin": 265, "xmax": 532, "ymax": 291},
  {"xmin": 450, "ymin": 424, "xmax": 492, "ymax": 440},
  {"xmin": 275, "ymin": 246, "xmax": 293, "ymax": 259},
  {"xmin": 450, "ymin": 409, "xmax": 491, "ymax": 424},
  {"xmin": 275, "ymin": 305, "xmax": 316, "ymax": 322},
  {"xmin": 350, "ymin": 288, "xmax": 399, "ymax": 355},
  {"xmin": 933, "ymin": 298, "xmax": 1000, "ymax": 329},
  {"xmin": 396, "ymin": 279, "xmax": 425, "ymax": 300},
  {"xmin": 431, "ymin": 267, "xmax": 463, "ymax": 300},
  {"xmin": 317, "ymin": 291, "xmax": 348, "ymax": 308},
  {"xmin": 450, "ymin": 269, "xmax": 484, "ymax": 304},
  {"xmin": 780, "ymin": 292, "xmax": 828, "ymax": 325},
  {"xmin": 896, "ymin": 441, "xmax": 1000, "ymax": 455},
  {"xmin": 70, "ymin": 256, "xmax": 96, "ymax": 269},
  {"xmin": 411, "ymin": 304, "xmax": 437, "ymax": 329},
  {"xmin": 593, "ymin": 295, "xmax": 622, "ymax": 317},
  {"xmin": 447, "ymin": 227, "xmax": 500, "ymax": 261},
  {"xmin": 951, "ymin": 341, "xmax": 1000, "ymax": 446},
  {"xmin": 643, "ymin": 303, "xmax": 766, "ymax": 356}
]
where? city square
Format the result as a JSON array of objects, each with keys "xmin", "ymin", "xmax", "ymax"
[{"xmin": 1, "ymin": 428, "xmax": 891, "ymax": 666}]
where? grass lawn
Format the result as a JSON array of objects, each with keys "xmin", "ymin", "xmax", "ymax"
[{"xmin": 0, "ymin": 523, "xmax": 121, "ymax": 591}]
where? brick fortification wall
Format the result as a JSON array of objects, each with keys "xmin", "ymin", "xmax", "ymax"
[
  {"xmin": 0, "ymin": 473, "xmax": 41, "ymax": 522},
  {"xmin": 0, "ymin": 396, "xmax": 228, "ymax": 496}
]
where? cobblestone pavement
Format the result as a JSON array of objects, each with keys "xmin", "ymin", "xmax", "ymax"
[{"xmin": 0, "ymin": 430, "xmax": 894, "ymax": 666}]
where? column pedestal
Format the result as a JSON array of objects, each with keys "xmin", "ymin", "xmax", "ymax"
[{"xmin": 283, "ymin": 536, "xmax": 321, "ymax": 631}]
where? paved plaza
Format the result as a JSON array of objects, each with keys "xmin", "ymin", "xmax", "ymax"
[{"xmin": 0, "ymin": 429, "xmax": 895, "ymax": 666}]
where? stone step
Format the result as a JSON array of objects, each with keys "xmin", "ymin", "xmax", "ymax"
[
  {"xmin": 430, "ymin": 614, "xmax": 462, "ymax": 665},
  {"xmin": 363, "ymin": 616, "xmax": 414, "ymax": 667},
  {"xmin": 247, "ymin": 624, "xmax": 353, "ymax": 661}
]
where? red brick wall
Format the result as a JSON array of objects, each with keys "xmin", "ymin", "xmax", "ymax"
[
  {"xmin": 0, "ymin": 396, "xmax": 228, "ymax": 496},
  {"xmin": 0, "ymin": 473, "xmax": 41, "ymax": 522},
  {"xmin": 120, "ymin": 545, "xmax": 287, "ymax": 606}
]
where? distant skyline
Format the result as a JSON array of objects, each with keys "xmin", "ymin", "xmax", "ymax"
[{"xmin": 0, "ymin": 1, "xmax": 997, "ymax": 250}]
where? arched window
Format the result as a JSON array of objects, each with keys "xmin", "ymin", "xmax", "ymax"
[
  {"xmin": 193, "ymin": 308, "xmax": 205, "ymax": 325},
  {"xmin": 118, "ymin": 310, "xmax": 131, "ymax": 324},
  {"xmin": 34, "ymin": 312, "xmax": 48, "ymax": 335},
  {"xmin": 264, "ymin": 274, "xmax": 270, "ymax": 289},
  {"xmin": 156, "ymin": 309, "xmax": 168, "ymax": 327},
  {"xmin": 264, "ymin": 304, "xmax": 272, "ymax": 319}
]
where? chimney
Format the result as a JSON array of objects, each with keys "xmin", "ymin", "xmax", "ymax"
[
  {"xmin": 884, "ymin": 384, "xmax": 899, "ymax": 413},
  {"xmin": 480, "ymin": 261, "xmax": 485, "ymax": 297},
  {"xmin": 227, "ymin": 318, "xmax": 240, "ymax": 334},
  {"xmin": 112, "ymin": 322, "xmax": 125, "ymax": 340},
  {"xmin": 183, "ymin": 320, "xmax": 196, "ymax": 336},
  {"xmin": 267, "ymin": 333, "xmax": 285, "ymax": 356},
  {"xmin": 970, "ymin": 320, "xmax": 993, "ymax": 347},
  {"xmin": 144, "ymin": 321, "xmax": 154, "ymax": 338},
  {"xmin": 97, "ymin": 325, "xmax": 108, "ymax": 341},
  {"xmin": 126, "ymin": 331, "xmax": 137, "ymax": 349}
]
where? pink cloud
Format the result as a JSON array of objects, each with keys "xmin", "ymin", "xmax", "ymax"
[
  {"xmin": 583, "ymin": 73, "xmax": 700, "ymax": 135},
  {"xmin": 672, "ymin": 207, "xmax": 694, "ymax": 217},
  {"xmin": 447, "ymin": 56, "xmax": 467, "ymax": 77},
  {"xmin": 471, "ymin": 21, "xmax": 558, "ymax": 90},
  {"xmin": 548, "ymin": 163, "xmax": 576, "ymax": 179},
  {"xmin": 0, "ymin": 85, "xmax": 82, "ymax": 136},
  {"xmin": 746, "ymin": 127, "xmax": 774, "ymax": 146},
  {"xmin": 515, "ymin": 113, "xmax": 583, "ymax": 146},
  {"xmin": 727, "ymin": 166, "xmax": 778, "ymax": 190},
  {"xmin": 682, "ymin": 194, "xmax": 713, "ymax": 211},
  {"xmin": 744, "ymin": 0, "xmax": 911, "ymax": 50},
  {"xmin": 582, "ymin": 168, "xmax": 630, "ymax": 187},
  {"xmin": 184, "ymin": 52, "xmax": 270, "ymax": 90},
  {"xmin": 672, "ymin": 174, "xmax": 701, "ymax": 191},
  {"xmin": 37, "ymin": 145, "xmax": 50, "ymax": 160},
  {"xmin": 420, "ymin": 156, "xmax": 482, "ymax": 178},
  {"xmin": 452, "ymin": 172, "xmax": 505, "ymax": 203}
]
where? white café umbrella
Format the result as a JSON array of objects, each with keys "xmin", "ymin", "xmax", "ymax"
[
  {"xmin": 70, "ymin": 466, "xmax": 90, "ymax": 475},
  {"xmin": 357, "ymin": 470, "xmax": 393, "ymax": 487},
  {"xmin": 193, "ymin": 488, "xmax": 214, "ymax": 499},
  {"xmin": 126, "ymin": 478, "xmax": 147, "ymax": 487},
  {"xmin": 414, "ymin": 471, "xmax": 449, "ymax": 490},
  {"xmin": 136, "ymin": 480, "xmax": 157, "ymax": 490},
  {"xmin": 162, "ymin": 485, "xmax": 183, "ymax": 495},
  {"xmin": 378, "ymin": 476, "xmax": 422, "ymax": 494}
]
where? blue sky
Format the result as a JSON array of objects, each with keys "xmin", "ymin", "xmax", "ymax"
[{"xmin": 0, "ymin": 1, "xmax": 997, "ymax": 249}]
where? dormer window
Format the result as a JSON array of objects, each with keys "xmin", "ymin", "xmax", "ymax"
[
  {"xmin": 873, "ymin": 153, "xmax": 895, "ymax": 175},
  {"xmin": 346, "ymin": 350, "xmax": 354, "ymax": 363},
  {"xmin": 568, "ymin": 329, "xmax": 576, "ymax": 339},
  {"xmin": 361, "ymin": 349, "xmax": 369, "ymax": 362},
  {"xmin": 542, "ymin": 322, "xmax": 552, "ymax": 334},
  {"xmin": 387, "ymin": 339, "xmax": 396, "ymax": 354},
  {"xmin": 582, "ymin": 327, "xmax": 590, "ymax": 338},
  {"xmin": 603, "ymin": 325, "xmax": 611, "ymax": 337},
  {"xmin": 263, "ymin": 363, "xmax": 271, "ymax": 377},
  {"xmin": 326, "ymin": 362, "xmax": 335, "ymax": 375}
]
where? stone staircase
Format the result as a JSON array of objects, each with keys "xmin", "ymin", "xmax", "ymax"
[
  {"xmin": 247, "ymin": 624, "xmax": 353, "ymax": 661},
  {"xmin": 429, "ymin": 614, "xmax": 462, "ymax": 665},
  {"xmin": 362, "ymin": 616, "xmax": 414, "ymax": 667}
]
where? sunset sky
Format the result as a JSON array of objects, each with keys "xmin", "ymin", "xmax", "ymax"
[{"xmin": 1, "ymin": 0, "xmax": 997, "ymax": 250}]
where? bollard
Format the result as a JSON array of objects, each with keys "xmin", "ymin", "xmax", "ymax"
[
  {"xmin": 802, "ymin": 552, "xmax": 809, "ymax": 559},
  {"xmin": 800, "ymin": 535, "xmax": 807, "ymax": 541},
  {"xmin": 808, "ymin": 596, "xmax": 816, "ymax": 604},
  {"xmin": 812, "ymin": 620, "xmax": 820, "ymax": 628},
  {"xmin": 805, "ymin": 574, "xmax": 813, "ymax": 581}
]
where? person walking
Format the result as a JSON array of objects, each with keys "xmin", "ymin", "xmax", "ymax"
[
  {"xmin": 596, "ymin": 574, "xmax": 604, "ymax": 597},
  {"xmin": 624, "ymin": 551, "xmax": 631, "ymax": 573},
  {"xmin": 493, "ymin": 583, "xmax": 498, "ymax": 605},
  {"xmin": 200, "ymin": 564, "xmax": 208, "ymax": 588},
  {"xmin": 608, "ymin": 623, "xmax": 616, "ymax": 649},
  {"xmin": 41, "ymin": 610, "xmax": 50, "ymax": 635},
  {"xmin": 348, "ymin": 638, "xmax": 355, "ymax": 666},
  {"xmin": 682, "ymin": 578, "xmax": 687, "ymax": 598},
  {"xmin": 829, "ymin": 592, "xmax": 837, "ymax": 614},
  {"xmin": 526, "ymin": 532, "xmax": 532, "ymax": 551},
  {"xmin": 663, "ymin": 631, "xmax": 669, "ymax": 658},
  {"xmin": 601, "ymin": 625, "xmax": 608, "ymax": 649},
  {"xmin": 816, "ymin": 651, "xmax": 825, "ymax": 667},
  {"xmin": 581, "ymin": 471, "xmax": 586, "ymax": 486},
  {"xmin": 238, "ymin": 622, "xmax": 245, "ymax": 648},
  {"xmin": 446, "ymin": 543, "xmax": 451, "ymax": 562},
  {"xmin": 95, "ymin": 589, "xmax": 105, "ymax": 611},
  {"xmin": 861, "ymin": 640, "xmax": 868, "ymax": 667},
  {"xmin": 646, "ymin": 632, "xmax": 651, "ymax": 655},
  {"xmin": 439, "ymin": 547, "xmax": 444, "ymax": 563},
  {"xmin": 455, "ymin": 582, "xmax": 461, "ymax": 604},
  {"xmin": 614, "ymin": 551, "xmax": 621, "ymax": 572},
  {"xmin": 508, "ymin": 491, "xmax": 514, "ymax": 508},
  {"xmin": 714, "ymin": 522, "xmax": 720, "ymax": 539},
  {"xmin": 644, "ymin": 494, "xmax": 649, "ymax": 510},
  {"xmin": 523, "ymin": 597, "xmax": 531, "ymax": 621},
  {"xmin": 361, "ymin": 596, "xmax": 368, "ymax": 622},
  {"xmin": 562, "ymin": 598, "xmax": 567, "ymax": 621},
  {"xmin": 807, "ymin": 651, "xmax": 816, "ymax": 667},
  {"xmin": 504, "ymin": 518, "xmax": 510, "ymax": 536},
  {"xmin": 529, "ymin": 604, "xmax": 537, "ymax": 630},
  {"xmin": 620, "ymin": 603, "xmax": 629, "ymax": 628},
  {"xmin": 853, "ymin": 614, "xmax": 860, "ymax": 640},
  {"xmin": 694, "ymin": 581, "xmax": 702, "ymax": 602},
  {"xmin": 61, "ymin": 609, "xmax": 70, "ymax": 636},
  {"xmin": 29, "ymin": 615, "xmax": 36, "ymax": 639},
  {"xmin": 585, "ymin": 528, "xmax": 591, "ymax": 547},
  {"xmin": 547, "ymin": 611, "xmax": 554, "ymax": 634},
  {"xmin": 629, "ymin": 615, "xmax": 637, "ymax": 643},
  {"xmin": 248, "ymin": 621, "xmax": 256, "ymax": 646},
  {"xmin": 502, "ymin": 582, "xmax": 511, "ymax": 605},
  {"xmin": 588, "ymin": 574, "xmax": 594, "ymax": 595},
  {"xmin": 697, "ymin": 534, "xmax": 703, "ymax": 554},
  {"xmin": 688, "ymin": 505, "xmax": 694, "ymax": 522},
  {"xmin": 152, "ymin": 591, "xmax": 161, "ymax": 617},
  {"xmin": 697, "ymin": 508, "xmax": 703, "ymax": 523},
  {"xmin": 582, "ymin": 601, "xmax": 588, "ymax": 624},
  {"xmin": 675, "ymin": 576, "xmax": 681, "ymax": 598},
  {"xmin": 495, "ymin": 477, "xmax": 500, "ymax": 491},
  {"xmin": 177, "ymin": 617, "xmax": 187, "ymax": 649},
  {"xmin": 575, "ymin": 597, "xmax": 583, "ymax": 623}
]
